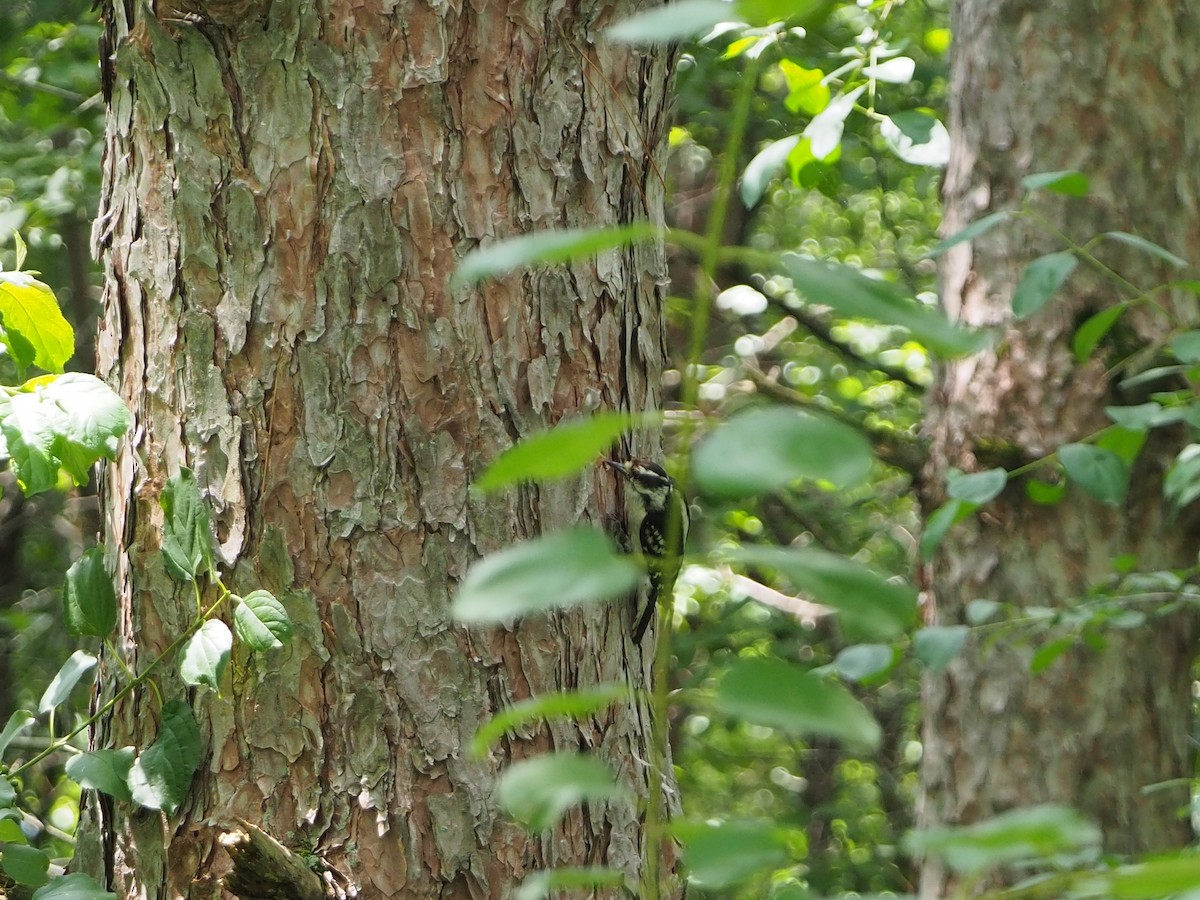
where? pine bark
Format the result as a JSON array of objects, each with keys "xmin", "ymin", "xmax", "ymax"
[
  {"xmin": 87, "ymin": 2, "xmax": 673, "ymax": 897},
  {"xmin": 920, "ymin": 1, "xmax": 1200, "ymax": 894}
]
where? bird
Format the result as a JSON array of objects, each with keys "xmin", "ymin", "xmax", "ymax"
[{"xmin": 604, "ymin": 458, "xmax": 690, "ymax": 644}]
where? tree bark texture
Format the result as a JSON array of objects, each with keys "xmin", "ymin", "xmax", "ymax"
[
  {"xmin": 920, "ymin": 1, "xmax": 1200, "ymax": 894},
  {"xmin": 88, "ymin": 1, "xmax": 673, "ymax": 897}
]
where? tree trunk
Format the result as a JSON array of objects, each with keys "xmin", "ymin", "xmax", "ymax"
[
  {"xmin": 919, "ymin": 0, "xmax": 1200, "ymax": 894},
  {"xmin": 87, "ymin": 2, "xmax": 673, "ymax": 897}
]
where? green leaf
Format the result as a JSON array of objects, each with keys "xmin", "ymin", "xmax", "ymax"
[
  {"xmin": 160, "ymin": 467, "xmax": 214, "ymax": 582},
  {"xmin": 803, "ymin": 86, "xmax": 864, "ymax": 159},
  {"xmin": 1021, "ymin": 170, "xmax": 1090, "ymax": 196},
  {"xmin": 128, "ymin": 700, "xmax": 202, "ymax": 814},
  {"xmin": 38, "ymin": 650, "xmax": 97, "ymax": 716},
  {"xmin": 0, "ymin": 271, "xmax": 74, "ymax": 373},
  {"xmin": 946, "ymin": 468, "xmax": 1007, "ymax": 504},
  {"xmin": 233, "ymin": 590, "xmax": 292, "ymax": 651},
  {"xmin": 728, "ymin": 545, "xmax": 916, "ymax": 640},
  {"xmin": 903, "ymin": 805, "xmax": 1101, "ymax": 875},
  {"xmin": 1165, "ymin": 444, "xmax": 1200, "ymax": 511},
  {"xmin": 1058, "ymin": 443, "xmax": 1129, "ymax": 505},
  {"xmin": 1025, "ymin": 478, "xmax": 1067, "ymax": 506},
  {"xmin": 179, "ymin": 620, "xmax": 232, "ymax": 691},
  {"xmin": 863, "ymin": 56, "xmax": 915, "ymax": 83},
  {"xmin": 451, "ymin": 224, "xmax": 656, "ymax": 287},
  {"xmin": 0, "ymin": 373, "xmax": 132, "ymax": 495},
  {"xmin": 965, "ymin": 598, "xmax": 1003, "ymax": 625},
  {"xmin": 32, "ymin": 873, "xmax": 117, "ymax": 900},
  {"xmin": 1104, "ymin": 403, "xmax": 1185, "ymax": 431},
  {"xmin": 673, "ymin": 819, "xmax": 790, "ymax": 889},
  {"xmin": 737, "ymin": 0, "xmax": 835, "ymax": 27},
  {"xmin": 0, "ymin": 711, "xmax": 34, "ymax": 758},
  {"xmin": 1030, "ymin": 635, "xmax": 1076, "ymax": 673},
  {"xmin": 514, "ymin": 868, "xmax": 630, "ymax": 900},
  {"xmin": 778, "ymin": 60, "xmax": 829, "ymax": 116},
  {"xmin": 451, "ymin": 528, "xmax": 641, "ymax": 623},
  {"xmin": 1012, "ymin": 252, "xmax": 1078, "ymax": 318},
  {"xmin": 471, "ymin": 685, "xmax": 627, "ymax": 757},
  {"xmin": 1096, "ymin": 425, "xmax": 1146, "ymax": 466},
  {"xmin": 914, "ymin": 626, "xmax": 968, "ymax": 674},
  {"xmin": 712, "ymin": 657, "xmax": 881, "ymax": 749},
  {"xmin": 693, "ymin": 406, "xmax": 874, "ymax": 499},
  {"xmin": 928, "ymin": 211, "xmax": 1010, "ymax": 258},
  {"xmin": 781, "ymin": 254, "xmax": 989, "ymax": 357},
  {"xmin": 833, "ymin": 644, "xmax": 895, "ymax": 682},
  {"xmin": 475, "ymin": 413, "xmax": 644, "ymax": 493},
  {"xmin": 605, "ymin": 1, "xmax": 739, "ymax": 43},
  {"xmin": 1099, "ymin": 855, "xmax": 1200, "ymax": 899},
  {"xmin": 1072, "ymin": 305, "xmax": 1126, "ymax": 361},
  {"xmin": 880, "ymin": 112, "xmax": 950, "ymax": 167},
  {"xmin": 2, "ymin": 843, "xmax": 50, "ymax": 888},
  {"xmin": 742, "ymin": 136, "xmax": 801, "ymax": 208},
  {"xmin": 0, "ymin": 777, "xmax": 14, "ymax": 808},
  {"xmin": 920, "ymin": 499, "xmax": 974, "ymax": 561},
  {"xmin": 1102, "ymin": 231, "xmax": 1188, "ymax": 269},
  {"xmin": 63, "ymin": 546, "xmax": 117, "ymax": 638},
  {"xmin": 497, "ymin": 753, "xmax": 624, "ymax": 832},
  {"xmin": 1170, "ymin": 330, "xmax": 1200, "ymax": 362},
  {"xmin": 65, "ymin": 748, "xmax": 135, "ymax": 802}
]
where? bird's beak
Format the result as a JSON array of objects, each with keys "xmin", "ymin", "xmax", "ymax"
[{"xmin": 604, "ymin": 459, "xmax": 630, "ymax": 477}]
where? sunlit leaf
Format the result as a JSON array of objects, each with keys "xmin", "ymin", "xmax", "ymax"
[
  {"xmin": 694, "ymin": 406, "xmax": 874, "ymax": 498},
  {"xmin": 65, "ymin": 748, "xmax": 135, "ymax": 802},
  {"xmin": 179, "ymin": 620, "xmax": 232, "ymax": 691},
  {"xmin": 233, "ymin": 590, "xmax": 293, "ymax": 650},
  {"xmin": 742, "ymin": 135, "xmax": 801, "ymax": 208},
  {"xmin": 803, "ymin": 86, "xmax": 864, "ymax": 159},
  {"xmin": 1021, "ymin": 170, "xmax": 1090, "ymax": 196},
  {"xmin": 605, "ymin": 1, "xmax": 739, "ymax": 43},
  {"xmin": 39, "ymin": 650, "xmax": 97, "ymax": 716},
  {"xmin": 0, "ymin": 270, "xmax": 73, "ymax": 373},
  {"xmin": 161, "ymin": 467, "xmax": 214, "ymax": 582},
  {"xmin": 472, "ymin": 685, "xmax": 628, "ymax": 756},
  {"xmin": 1012, "ymin": 252, "xmax": 1077, "ymax": 318},
  {"xmin": 452, "ymin": 224, "xmax": 657, "ymax": 287},
  {"xmin": 673, "ymin": 819, "xmax": 790, "ymax": 889},
  {"xmin": 862, "ymin": 56, "xmax": 915, "ymax": 83},
  {"xmin": 1097, "ymin": 855, "xmax": 1200, "ymax": 899},
  {"xmin": 1072, "ymin": 305, "xmax": 1126, "ymax": 361},
  {"xmin": 778, "ymin": 60, "xmax": 829, "ymax": 116},
  {"xmin": 452, "ymin": 528, "xmax": 640, "ymax": 622},
  {"xmin": 881, "ymin": 112, "xmax": 950, "ymax": 167},
  {"xmin": 497, "ymin": 753, "xmax": 624, "ymax": 832},
  {"xmin": 713, "ymin": 657, "xmax": 881, "ymax": 749},
  {"xmin": 128, "ymin": 700, "xmax": 202, "ymax": 814},
  {"xmin": 737, "ymin": 0, "xmax": 835, "ymax": 27},
  {"xmin": 1165, "ymin": 444, "xmax": 1200, "ymax": 511}
]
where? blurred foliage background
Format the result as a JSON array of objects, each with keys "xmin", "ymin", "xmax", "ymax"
[{"xmin": 0, "ymin": 0, "xmax": 951, "ymax": 894}]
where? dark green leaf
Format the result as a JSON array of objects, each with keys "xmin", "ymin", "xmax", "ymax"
[
  {"xmin": 2, "ymin": 843, "xmax": 49, "ymax": 888},
  {"xmin": 928, "ymin": 211, "xmax": 1010, "ymax": 258},
  {"xmin": 1058, "ymin": 443, "xmax": 1129, "ymax": 505},
  {"xmin": 1030, "ymin": 635, "xmax": 1076, "ymax": 673},
  {"xmin": 1012, "ymin": 252, "xmax": 1078, "ymax": 318},
  {"xmin": 742, "ymin": 136, "xmax": 801, "ymax": 208},
  {"xmin": 673, "ymin": 819, "xmax": 790, "ymax": 889},
  {"xmin": 65, "ymin": 748, "xmax": 135, "ymax": 802},
  {"xmin": 920, "ymin": 499, "xmax": 974, "ymax": 561},
  {"xmin": 1104, "ymin": 403, "xmax": 1185, "ymax": 431},
  {"xmin": 605, "ymin": 1, "xmax": 739, "ymax": 43},
  {"xmin": 1072, "ymin": 305, "xmax": 1126, "ymax": 361},
  {"xmin": 1119, "ymin": 364, "xmax": 1188, "ymax": 391},
  {"xmin": 128, "ymin": 700, "xmax": 202, "ymax": 814},
  {"xmin": 914, "ymin": 626, "xmax": 968, "ymax": 674},
  {"xmin": 781, "ymin": 254, "xmax": 989, "ymax": 357},
  {"xmin": 693, "ymin": 406, "xmax": 874, "ymax": 498},
  {"xmin": 0, "ymin": 271, "xmax": 73, "ymax": 373},
  {"xmin": 728, "ymin": 545, "xmax": 916, "ymax": 640},
  {"xmin": 497, "ymin": 753, "xmax": 624, "ymax": 832},
  {"xmin": 903, "ymin": 805, "xmax": 1100, "ymax": 875},
  {"xmin": 233, "ymin": 590, "xmax": 292, "ymax": 651},
  {"xmin": 0, "ymin": 711, "xmax": 34, "ymax": 758},
  {"xmin": 452, "ymin": 224, "xmax": 656, "ymax": 287},
  {"xmin": 833, "ymin": 644, "xmax": 895, "ymax": 682},
  {"xmin": 63, "ymin": 546, "xmax": 117, "ymax": 638},
  {"xmin": 161, "ymin": 467, "xmax": 214, "ymax": 582},
  {"xmin": 32, "ymin": 873, "xmax": 117, "ymax": 900},
  {"xmin": 713, "ymin": 657, "xmax": 881, "ymax": 749},
  {"xmin": 471, "ymin": 685, "xmax": 627, "ymax": 757},
  {"xmin": 475, "ymin": 413, "xmax": 644, "ymax": 493},
  {"xmin": 0, "ymin": 374, "xmax": 132, "ymax": 495},
  {"xmin": 1021, "ymin": 170, "xmax": 1090, "ymax": 196},
  {"xmin": 452, "ymin": 528, "xmax": 640, "ymax": 622},
  {"xmin": 1170, "ymin": 330, "xmax": 1200, "ymax": 362},
  {"xmin": 514, "ymin": 868, "xmax": 630, "ymax": 900},
  {"xmin": 946, "ymin": 468, "xmax": 1007, "ymax": 504},
  {"xmin": 179, "ymin": 620, "xmax": 232, "ymax": 691},
  {"xmin": 1102, "ymin": 231, "xmax": 1188, "ymax": 269},
  {"xmin": 38, "ymin": 650, "xmax": 97, "ymax": 715}
]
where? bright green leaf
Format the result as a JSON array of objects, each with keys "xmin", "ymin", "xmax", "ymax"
[
  {"xmin": 39, "ymin": 650, "xmax": 97, "ymax": 716},
  {"xmin": 1096, "ymin": 425, "xmax": 1146, "ymax": 466},
  {"xmin": 0, "ymin": 271, "xmax": 74, "ymax": 373},
  {"xmin": 903, "ymin": 805, "xmax": 1101, "ymax": 875},
  {"xmin": 728, "ymin": 545, "xmax": 916, "ymax": 640},
  {"xmin": 605, "ymin": 1, "xmax": 739, "ymax": 43},
  {"xmin": 233, "ymin": 590, "xmax": 292, "ymax": 651},
  {"xmin": 1058, "ymin": 443, "xmax": 1129, "ymax": 505},
  {"xmin": 804, "ymin": 86, "xmax": 864, "ymax": 159},
  {"xmin": 128, "ymin": 701, "xmax": 201, "ymax": 814},
  {"xmin": 1030, "ymin": 635, "xmax": 1076, "ymax": 673},
  {"xmin": 161, "ymin": 467, "xmax": 214, "ymax": 582},
  {"xmin": 471, "ymin": 685, "xmax": 628, "ymax": 757},
  {"xmin": 1170, "ymin": 330, "xmax": 1200, "ymax": 362},
  {"xmin": 1021, "ymin": 170, "xmax": 1090, "ymax": 196},
  {"xmin": 737, "ymin": 0, "xmax": 835, "ymax": 27},
  {"xmin": 452, "ymin": 224, "xmax": 657, "ymax": 288},
  {"xmin": 742, "ymin": 136, "xmax": 801, "ymax": 208},
  {"xmin": 1012, "ymin": 252, "xmax": 1078, "ymax": 318},
  {"xmin": 497, "ymin": 753, "xmax": 624, "ymax": 832},
  {"xmin": 928, "ymin": 211, "xmax": 1010, "ymax": 258},
  {"xmin": 1026, "ymin": 478, "xmax": 1067, "ymax": 505},
  {"xmin": 713, "ymin": 657, "xmax": 881, "ymax": 749},
  {"xmin": 947, "ymin": 468, "xmax": 1007, "ymax": 505},
  {"xmin": 1099, "ymin": 855, "xmax": 1200, "ymax": 899},
  {"xmin": 781, "ymin": 254, "xmax": 990, "ymax": 357},
  {"xmin": 0, "ymin": 711, "xmax": 34, "ymax": 758},
  {"xmin": 1072, "ymin": 305, "xmax": 1126, "ymax": 361},
  {"xmin": 179, "ymin": 620, "xmax": 232, "ymax": 691},
  {"xmin": 514, "ymin": 868, "xmax": 630, "ymax": 900},
  {"xmin": 673, "ymin": 819, "xmax": 790, "ymax": 889},
  {"xmin": 833, "ymin": 644, "xmax": 895, "ymax": 682},
  {"xmin": 452, "ymin": 528, "xmax": 640, "ymax": 623},
  {"xmin": 32, "ymin": 872, "xmax": 117, "ymax": 900},
  {"xmin": 63, "ymin": 546, "xmax": 117, "ymax": 638},
  {"xmin": 1102, "ymin": 231, "xmax": 1188, "ymax": 269},
  {"xmin": 475, "ymin": 413, "xmax": 645, "ymax": 493},
  {"xmin": 920, "ymin": 499, "xmax": 974, "ymax": 561},
  {"xmin": 914, "ymin": 626, "xmax": 969, "ymax": 674},
  {"xmin": 65, "ymin": 748, "xmax": 135, "ymax": 802},
  {"xmin": 778, "ymin": 60, "xmax": 829, "ymax": 116},
  {"xmin": 2, "ymin": 843, "xmax": 50, "ymax": 888},
  {"xmin": 1104, "ymin": 403, "xmax": 1185, "ymax": 431}
]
